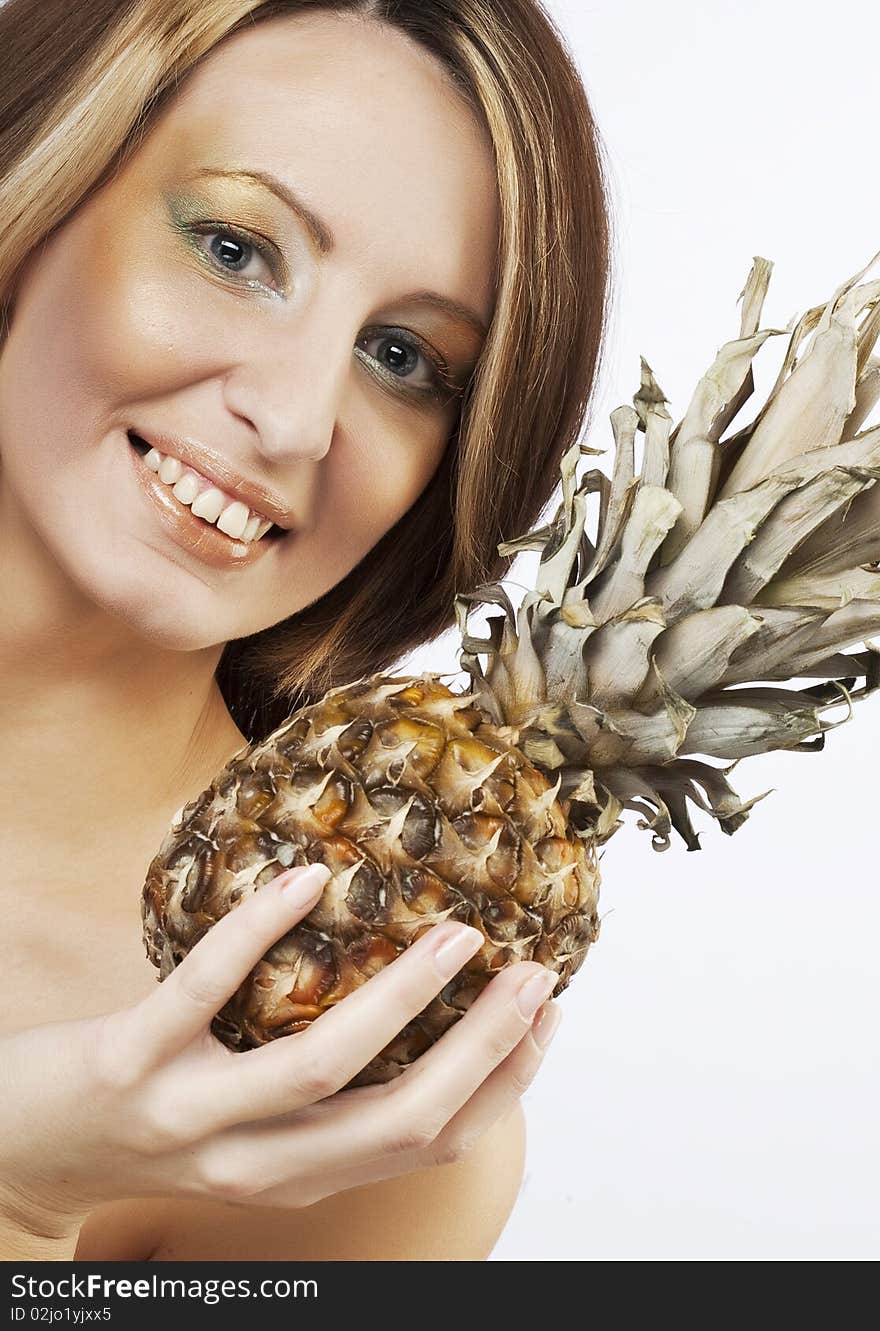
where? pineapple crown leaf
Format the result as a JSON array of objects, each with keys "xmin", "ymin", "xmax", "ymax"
[{"xmin": 455, "ymin": 249, "xmax": 880, "ymax": 851}]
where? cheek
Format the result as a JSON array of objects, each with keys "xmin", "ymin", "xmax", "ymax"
[
  {"xmin": 262, "ymin": 418, "xmax": 450, "ymax": 625},
  {"xmin": 1, "ymin": 211, "xmax": 208, "ymax": 447},
  {"xmin": 72, "ymin": 222, "xmax": 214, "ymax": 408},
  {"xmin": 330, "ymin": 405, "xmax": 452, "ymax": 547},
  {"xmin": 320, "ymin": 433, "xmax": 425, "ymax": 573}
]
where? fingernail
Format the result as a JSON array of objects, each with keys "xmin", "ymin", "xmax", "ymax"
[
  {"xmin": 516, "ymin": 968, "xmax": 557, "ymax": 1019},
  {"xmin": 531, "ymin": 1001, "xmax": 562, "ymax": 1050},
  {"xmin": 280, "ymin": 863, "xmax": 332, "ymax": 905},
  {"xmin": 432, "ymin": 924, "xmax": 484, "ymax": 978}
]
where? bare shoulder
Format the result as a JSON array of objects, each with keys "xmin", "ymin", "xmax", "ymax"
[{"xmin": 143, "ymin": 1100, "xmax": 526, "ymax": 1263}]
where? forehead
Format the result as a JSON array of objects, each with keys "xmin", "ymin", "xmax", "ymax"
[{"xmin": 132, "ymin": 11, "xmax": 499, "ymax": 324}]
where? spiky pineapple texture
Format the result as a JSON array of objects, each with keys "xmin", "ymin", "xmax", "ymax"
[
  {"xmin": 141, "ymin": 250, "xmax": 880, "ymax": 1082},
  {"xmin": 142, "ymin": 675, "xmax": 600, "ymax": 1084}
]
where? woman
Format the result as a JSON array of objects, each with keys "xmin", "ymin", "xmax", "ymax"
[{"xmin": 0, "ymin": 0, "xmax": 614, "ymax": 1261}]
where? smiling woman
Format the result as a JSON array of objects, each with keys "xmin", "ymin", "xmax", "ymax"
[{"xmin": 0, "ymin": 0, "xmax": 614, "ymax": 1263}]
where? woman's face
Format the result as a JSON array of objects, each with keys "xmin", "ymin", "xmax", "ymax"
[{"xmin": 0, "ymin": 11, "xmax": 498, "ymax": 652}]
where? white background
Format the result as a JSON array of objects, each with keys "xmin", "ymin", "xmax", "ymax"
[{"xmin": 397, "ymin": 0, "xmax": 880, "ymax": 1260}]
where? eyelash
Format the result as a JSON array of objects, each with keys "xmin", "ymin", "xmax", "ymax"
[{"xmin": 183, "ymin": 221, "xmax": 463, "ymax": 406}]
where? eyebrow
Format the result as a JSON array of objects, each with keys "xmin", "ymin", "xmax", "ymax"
[{"xmin": 187, "ymin": 166, "xmax": 489, "ymax": 339}]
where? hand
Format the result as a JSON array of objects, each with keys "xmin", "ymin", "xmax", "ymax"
[{"xmin": 0, "ymin": 862, "xmax": 561, "ymax": 1235}]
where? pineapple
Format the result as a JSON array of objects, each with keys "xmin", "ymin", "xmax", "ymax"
[{"xmin": 142, "ymin": 250, "xmax": 880, "ymax": 1087}]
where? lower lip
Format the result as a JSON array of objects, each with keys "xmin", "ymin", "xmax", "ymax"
[{"xmin": 126, "ymin": 432, "xmax": 286, "ymax": 571}]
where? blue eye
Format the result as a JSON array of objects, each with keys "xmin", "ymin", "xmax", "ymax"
[
  {"xmin": 355, "ymin": 328, "xmax": 459, "ymax": 404},
  {"xmin": 187, "ymin": 223, "xmax": 282, "ymax": 293}
]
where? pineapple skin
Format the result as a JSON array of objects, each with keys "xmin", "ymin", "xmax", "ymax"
[{"xmin": 141, "ymin": 674, "xmax": 600, "ymax": 1087}]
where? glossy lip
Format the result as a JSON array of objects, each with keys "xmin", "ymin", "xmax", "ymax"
[
  {"xmin": 127, "ymin": 426, "xmax": 298, "ymax": 531},
  {"xmin": 126, "ymin": 431, "xmax": 286, "ymax": 571}
]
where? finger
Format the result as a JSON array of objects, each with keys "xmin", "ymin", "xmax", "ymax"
[
  {"xmin": 423, "ymin": 998, "xmax": 561, "ymax": 1163},
  {"xmin": 188, "ymin": 963, "xmax": 557, "ymax": 1193},
  {"xmin": 203, "ymin": 1000, "xmax": 561, "ymax": 1209},
  {"xmin": 185, "ymin": 918, "xmax": 485, "ymax": 1129},
  {"xmin": 131, "ymin": 864, "xmax": 332, "ymax": 1065},
  {"xmin": 378, "ymin": 960, "xmax": 558, "ymax": 1139}
]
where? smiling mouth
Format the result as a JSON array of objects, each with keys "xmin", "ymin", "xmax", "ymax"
[{"xmin": 127, "ymin": 432, "xmax": 286, "ymax": 542}]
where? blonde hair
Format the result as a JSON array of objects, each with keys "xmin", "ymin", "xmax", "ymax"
[{"xmin": 0, "ymin": 0, "xmax": 616, "ymax": 742}]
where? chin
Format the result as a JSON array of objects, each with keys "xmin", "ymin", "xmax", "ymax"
[
  {"xmin": 61, "ymin": 537, "xmax": 234, "ymax": 653},
  {"xmin": 103, "ymin": 588, "xmax": 229, "ymax": 653}
]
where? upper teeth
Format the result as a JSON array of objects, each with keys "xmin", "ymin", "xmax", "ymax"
[{"xmin": 142, "ymin": 445, "xmax": 275, "ymax": 542}]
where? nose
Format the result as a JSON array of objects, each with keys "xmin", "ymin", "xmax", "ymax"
[{"xmin": 221, "ymin": 305, "xmax": 355, "ymax": 466}]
